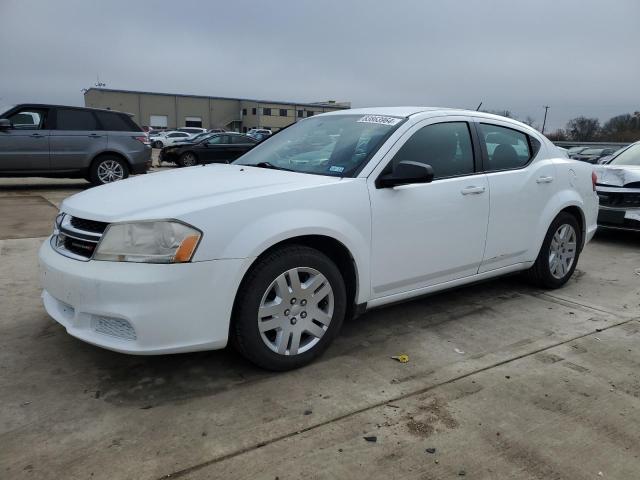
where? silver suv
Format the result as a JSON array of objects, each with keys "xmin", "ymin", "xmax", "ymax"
[{"xmin": 0, "ymin": 104, "xmax": 151, "ymax": 185}]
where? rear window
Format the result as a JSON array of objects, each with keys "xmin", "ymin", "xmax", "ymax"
[
  {"xmin": 55, "ymin": 109, "xmax": 98, "ymax": 130},
  {"xmin": 479, "ymin": 123, "xmax": 537, "ymax": 170},
  {"xmin": 96, "ymin": 112, "xmax": 141, "ymax": 131}
]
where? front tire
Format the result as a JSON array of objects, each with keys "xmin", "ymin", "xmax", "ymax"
[
  {"xmin": 178, "ymin": 152, "xmax": 198, "ymax": 167},
  {"xmin": 89, "ymin": 156, "xmax": 129, "ymax": 186},
  {"xmin": 232, "ymin": 245, "xmax": 347, "ymax": 371},
  {"xmin": 153, "ymin": 141, "xmax": 163, "ymax": 148},
  {"xmin": 526, "ymin": 212, "xmax": 581, "ymax": 289}
]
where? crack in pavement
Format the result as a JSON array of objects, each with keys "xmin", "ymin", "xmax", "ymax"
[{"xmin": 157, "ymin": 305, "xmax": 639, "ymax": 479}]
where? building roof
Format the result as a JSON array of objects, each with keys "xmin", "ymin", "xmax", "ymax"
[{"xmin": 85, "ymin": 88, "xmax": 350, "ymax": 110}]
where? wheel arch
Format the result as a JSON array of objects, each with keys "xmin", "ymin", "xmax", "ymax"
[{"xmin": 233, "ymin": 234, "xmax": 362, "ymax": 324}]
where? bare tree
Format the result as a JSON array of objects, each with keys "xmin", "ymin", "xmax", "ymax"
[
  {"xmin": 566, "ymin": 116, "xmax": 600, "ymax": 141},
  {"xmin": 522, "ymin": 116, "xmax": 539, "ymax": 130}
]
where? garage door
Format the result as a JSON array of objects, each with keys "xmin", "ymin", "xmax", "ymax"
[
  {"xmin": 150, "ymin": 115, "xmax": 168, "ymax": 129},
  {"xmin": 185, "ymin": 116, "xmax": 202, "ymax": 128}
]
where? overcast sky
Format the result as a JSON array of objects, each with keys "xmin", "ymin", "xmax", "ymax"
[{"xmin": 1, "ymin": 0, "xmax": 638, "ymax": 130}]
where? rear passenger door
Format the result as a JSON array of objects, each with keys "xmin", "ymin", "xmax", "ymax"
[
  {"xmin": 474, "ymin": 120, "xmax": 556, "ymax": 272},
  {"xmin": 200, "ymin": 135, "xmax": 231, "ymax": 163},
  {"xmin": 50, "ymin": 108, "xmax": 107, "ymax": 171},
  {"xmin": 229, "ymin": 135, "xmax": 256, "ymax": 159}
]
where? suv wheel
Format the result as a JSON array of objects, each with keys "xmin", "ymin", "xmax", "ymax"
[
  {"xmin": 153, "ymin": 140, "xmax": 163, "ymax": 148},
  {"xmin": 178, "ymin": 152, "xmax": 198, "ymax": 167},
  {"xmin": 232, "ymin": 245, "xmax": 347, "ymax": 371},
  {"xmin": 89, "ymin": 157, "xmax": 129, "ymax": 186},
  {"xmin": 526, "ymin": 212, "xmax": 581, "ymax": 288}
]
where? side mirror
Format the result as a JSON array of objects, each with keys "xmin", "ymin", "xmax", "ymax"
[
  {"xmin": 0, "ymin": 119, "xmax": 11, "ymax": 130},
  {"xmin": 375, "ymin": 161, "xmax": 434, "ymax": 189}
]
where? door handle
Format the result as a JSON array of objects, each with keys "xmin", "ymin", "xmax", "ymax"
[
  {"xmin": 88, "ymin": 134, "xmax": 103, "ymax": 138},
  {"xmin": 536, "ymin": 176, "xmax": 554, "ymax": 184},
  {"xmin": 461, "ymin": 186, "xmax": 486, "ymax": 195},
  {"xmin": 30, "ymin": 133, "xmax": 44, "ymax": 138}
]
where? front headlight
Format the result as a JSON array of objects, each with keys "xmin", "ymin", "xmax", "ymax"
[{"xmin": 94, "ymin": 221, "xmax": 201, "ymax": 263}]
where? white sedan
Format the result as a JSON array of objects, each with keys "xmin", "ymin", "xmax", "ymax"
[
  {"xmin": 39, "ymin": 107, "xmax": 598, "ymax": 370},
  {"xmin": 150, "ymin": 130, "xmax": 192, "ymax": 148}
]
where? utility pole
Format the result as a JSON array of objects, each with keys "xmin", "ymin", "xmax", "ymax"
[{"xmin": 541, "ymin": 105, "xmax": 550, "ymax": 134}]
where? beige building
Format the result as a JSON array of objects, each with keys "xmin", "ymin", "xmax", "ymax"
[{"xmin": 84, "ymin": 88, "xmax": 350, "ymax": 132}]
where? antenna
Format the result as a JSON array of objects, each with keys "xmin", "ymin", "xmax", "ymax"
[
  {"xmin": 541, "ymin": 105, "xmax": 550, "ymax": 134},
  {"xmin": 476, "ymin": 102, "xmax": 483, "ymax": 111}
]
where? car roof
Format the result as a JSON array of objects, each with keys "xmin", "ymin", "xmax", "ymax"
[
  {"xmin": 9, "ymin": 103, "xmax": 132, "ymax": 116},
  {"xmin": 319, "ymin": 106, "xmax": 542, "ymax": 134}
]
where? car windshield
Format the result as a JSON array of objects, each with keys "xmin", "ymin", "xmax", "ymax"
[
  {"xmin": 581, "ymin": 148, "xmax": 603, "ymax": 155},
  {"xmin": 234, "ymin": 114, "xmax": 404, "ymax": 177},
  {"xmin": 609, "ymin": 143, "xmax": 640, "ymax": 166}
]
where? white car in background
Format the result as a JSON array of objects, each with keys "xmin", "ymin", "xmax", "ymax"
[
  {"xmin": 177, "ymin": 127, "xmax": 208, "ymax": 136},
  {"xmin": 595, "ymin": 141, "xmax": 640, "ymax": 231},
  {"xmin": 39, "ymin": 107, "xmax": 598, "ymax": 370},
  {"xmin": 150, "ymin": 130, "xmax": 192, "ymax": 148}
]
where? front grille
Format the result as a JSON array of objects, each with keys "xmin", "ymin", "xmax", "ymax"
[
  {"xmin": 70, "ymin": 216, "xmax": 108, "ymax": 234},
  {"xmin": 598, "ymin": 191, "xmax": 640, "ymax": 208},
  {"xmin": 93, "ymin": 316, "xmax": 137, "ymax": 341},
  {"xmin": 52, "ymin": 214, "xmax": 106, "ymax": 261}
]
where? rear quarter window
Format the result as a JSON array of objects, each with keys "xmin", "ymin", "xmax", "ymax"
[
  {"xmin": 479, "ymin": 123, "xmax": 540, "ymax": 171},
  {"xmin": 96, "ymin": 112, "xmax": 141, "ymax": 132}
]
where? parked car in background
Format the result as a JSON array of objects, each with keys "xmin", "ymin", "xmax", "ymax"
[
  {"xmin": 151, "ymin": 130, "xmax": 192, "ymax": 148},
  {"xmin": 160, "ymin": 132, "xmax": 257, "ymax": 167},
  {"xmin": 567, "ymin": 146, "xmax": 589, "ymax": 157},
  {"xmin": 209, "ymin": 128, "xmax": 226, "ymax": 133},
  {"xmin": 0, "ymin": 104, "xmax": 150, "ymax": 185},
  {"xmin": 178, "ymin": 127, "xmax": 208, "ymax": 135},
  {"xmin": 573, "ymin": 147, "xmax": 617, "ymax": 164},
  {"xmin": 597, "ymin": 147, "xmax": 627, "ymax": 165},
  {"xmin": 247, "ymin": 128, "xmax": 272, "ymax": 141},
  {"xmin": 595, "ymin": 141, "xmax": 640, "ymax": 231},
  {"xmin": 39, "ymin": 107, "xmax": 597, "ymax": 370},
  {"xmin": 172, "ymin": 131, "xmax": 214, "ymax": 145}
]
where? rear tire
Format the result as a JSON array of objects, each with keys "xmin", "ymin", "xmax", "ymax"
[
  {"xmin": 526, "ymin": 212, "xmax": 581, "ymax": 289},
  {"xmin": 232, "ymin": 245, "xmax": 347, "ymax": 371},
  {"xmin": 153, "ymin": 141, "xmax": 163, "ymax": 148},
  {"xmin": 89, "ymin": 156, "xmax": 129, "ymax": 186}
]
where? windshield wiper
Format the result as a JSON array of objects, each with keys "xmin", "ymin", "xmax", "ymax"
[{"xmin": 250, "ymin": 162, "xmax": 295, "ymax": 172}]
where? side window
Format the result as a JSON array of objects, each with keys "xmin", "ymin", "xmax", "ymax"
[
  {"xmin": 207, "ymin": 135, "xmax": 227, "ymax": 145},
  {"xmin": 96, "ymin": 112, "xmax": 135, "ymax": 131},
  {"xmin": 8, "ymin": 109, "xmax": 47, "ymax": 130},
  {"xmin": 56, "ymin": 109, "xmax": 98, "ymax": 130},
  {"xmin": 391, "ymin": 122, "xmax": 475, "ymax": 179},
  {"xmin": 231, "ymin": 135, "xmax": 249, "ymax": 144},
  {"xmin": 478, "ymin": 123, "xmax": 532, "ymax": 170}
]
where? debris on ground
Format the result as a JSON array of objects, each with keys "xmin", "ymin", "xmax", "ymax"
[
  {"xmin": 458, "ymin": 470, "xmax": 466, "ymax": 476},
  {"xmin": 391, "ymin": 354, "xmax": 410, "ymax": 363},
  {"xmin": 363, "ymin": 436, "xmax": 377, "ymax": 443},
  {"xmin": 454, "ymin": 348, "xmax": 465, "ymax": 355},
  {"xmin": 425, "ymin": 447, "xmax": 436, "ymax": 454},
  {"xmin": 303, "ymin": 410, "xmax": 313, "ymax": 415}
]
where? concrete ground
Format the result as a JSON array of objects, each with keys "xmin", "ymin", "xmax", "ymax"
[{"xmin": 1, "ymin": 175, "xmax": 639, "ymax": 480}]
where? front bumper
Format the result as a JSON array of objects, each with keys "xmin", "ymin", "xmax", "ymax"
[
  {"xmin": 597, "ymin": 206, "xmax": 640, "ymax": 231},
  {"xmin": 39, "ymin": 238, "xmax": 252, "ymax": 354}
]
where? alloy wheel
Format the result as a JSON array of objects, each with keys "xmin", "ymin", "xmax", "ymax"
[
  {"xmin": 548, "ymin": 224, "xmax": 577, "ymax": 279},
  {"xmin": 96, "ymin": 160, "xmax": 125, "ymax": 184},
  {"xmin": 257, "ymin": 267, "xmax": 334, "ymax": 356},
  {"xmin": 182, "ymin": 153, "xmax": 197, "ymax": 166}
]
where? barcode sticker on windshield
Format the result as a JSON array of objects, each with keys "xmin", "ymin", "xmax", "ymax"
[{"xmin": 357, "ymin": 115, "xmax": 402, "ymax": 126}]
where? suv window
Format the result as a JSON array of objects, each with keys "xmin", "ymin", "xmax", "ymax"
[
  {"xmin": 231, "ymin": 135, "xmax": 255, "ymax": 144},
  {"xmin": 168, "ymin": 132, "xmax": 189, "ymax": 138},
  {"xmin": 56, "ymin": 109, "xmax": 98, "ymax": 130},
  {"xmin": 390, "ymin": 122, "xmax": 475, "ymax": 179},
  {"xmin": 478, "ymin": 123, "xmax": 532, "ymax": 170},
  {"xmin": 96, "ymin": 111, "xmax": 139, "ymax": 131},
  {"xmin": 7, "ymin": 109, "xmax": 47, "ymax": 129}
]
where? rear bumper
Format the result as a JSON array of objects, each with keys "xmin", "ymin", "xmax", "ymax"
[
  {"xmin": 39, "ymin": 237, "xmax": 252, "ymax": 355},
  {"xmin": 130, "ymin": 147, "xmax": 152, "ymax": 174}
]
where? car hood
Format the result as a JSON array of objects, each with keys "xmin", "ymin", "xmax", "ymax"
[
  {"xmin": 595, "ymin": 164, "xmax": 640, "ymax": 187},
  {"xmin": 61, "ymin": 164, "xmax": 344, "ymax": 222}
]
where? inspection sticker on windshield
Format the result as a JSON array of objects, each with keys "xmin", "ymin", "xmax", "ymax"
[
  {"xmin": 357, "ymin": 115, "xmax": 402, "ymax": 126},
  {"xmin": 329, "ymin": 165, "xmax": 345, "ymax": 173}
]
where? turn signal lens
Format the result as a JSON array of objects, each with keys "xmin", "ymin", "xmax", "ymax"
[
  {"xmin": 174, "ymin": 234, "xmax": 200, "ymax": 263},
  {"xmin": 591, "ymin": 171, "xmax": 597, "ymax": 191}
]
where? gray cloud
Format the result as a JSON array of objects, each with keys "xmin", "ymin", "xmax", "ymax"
[{"xmin": 1, "ymin": 0, "xmax": 638, "ymax": 130}]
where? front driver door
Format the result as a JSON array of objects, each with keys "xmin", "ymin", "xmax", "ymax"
[
  {"xmin": 0, "ymin": 108, "xmax": 51, "ymax": 172},
  {"xmin": 200, "ymin": 135, "xmax": 230, "ymax": 163},
  {"xmin": 368, "ymin": 118, "xmax": 490, "ymax": 299}
]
